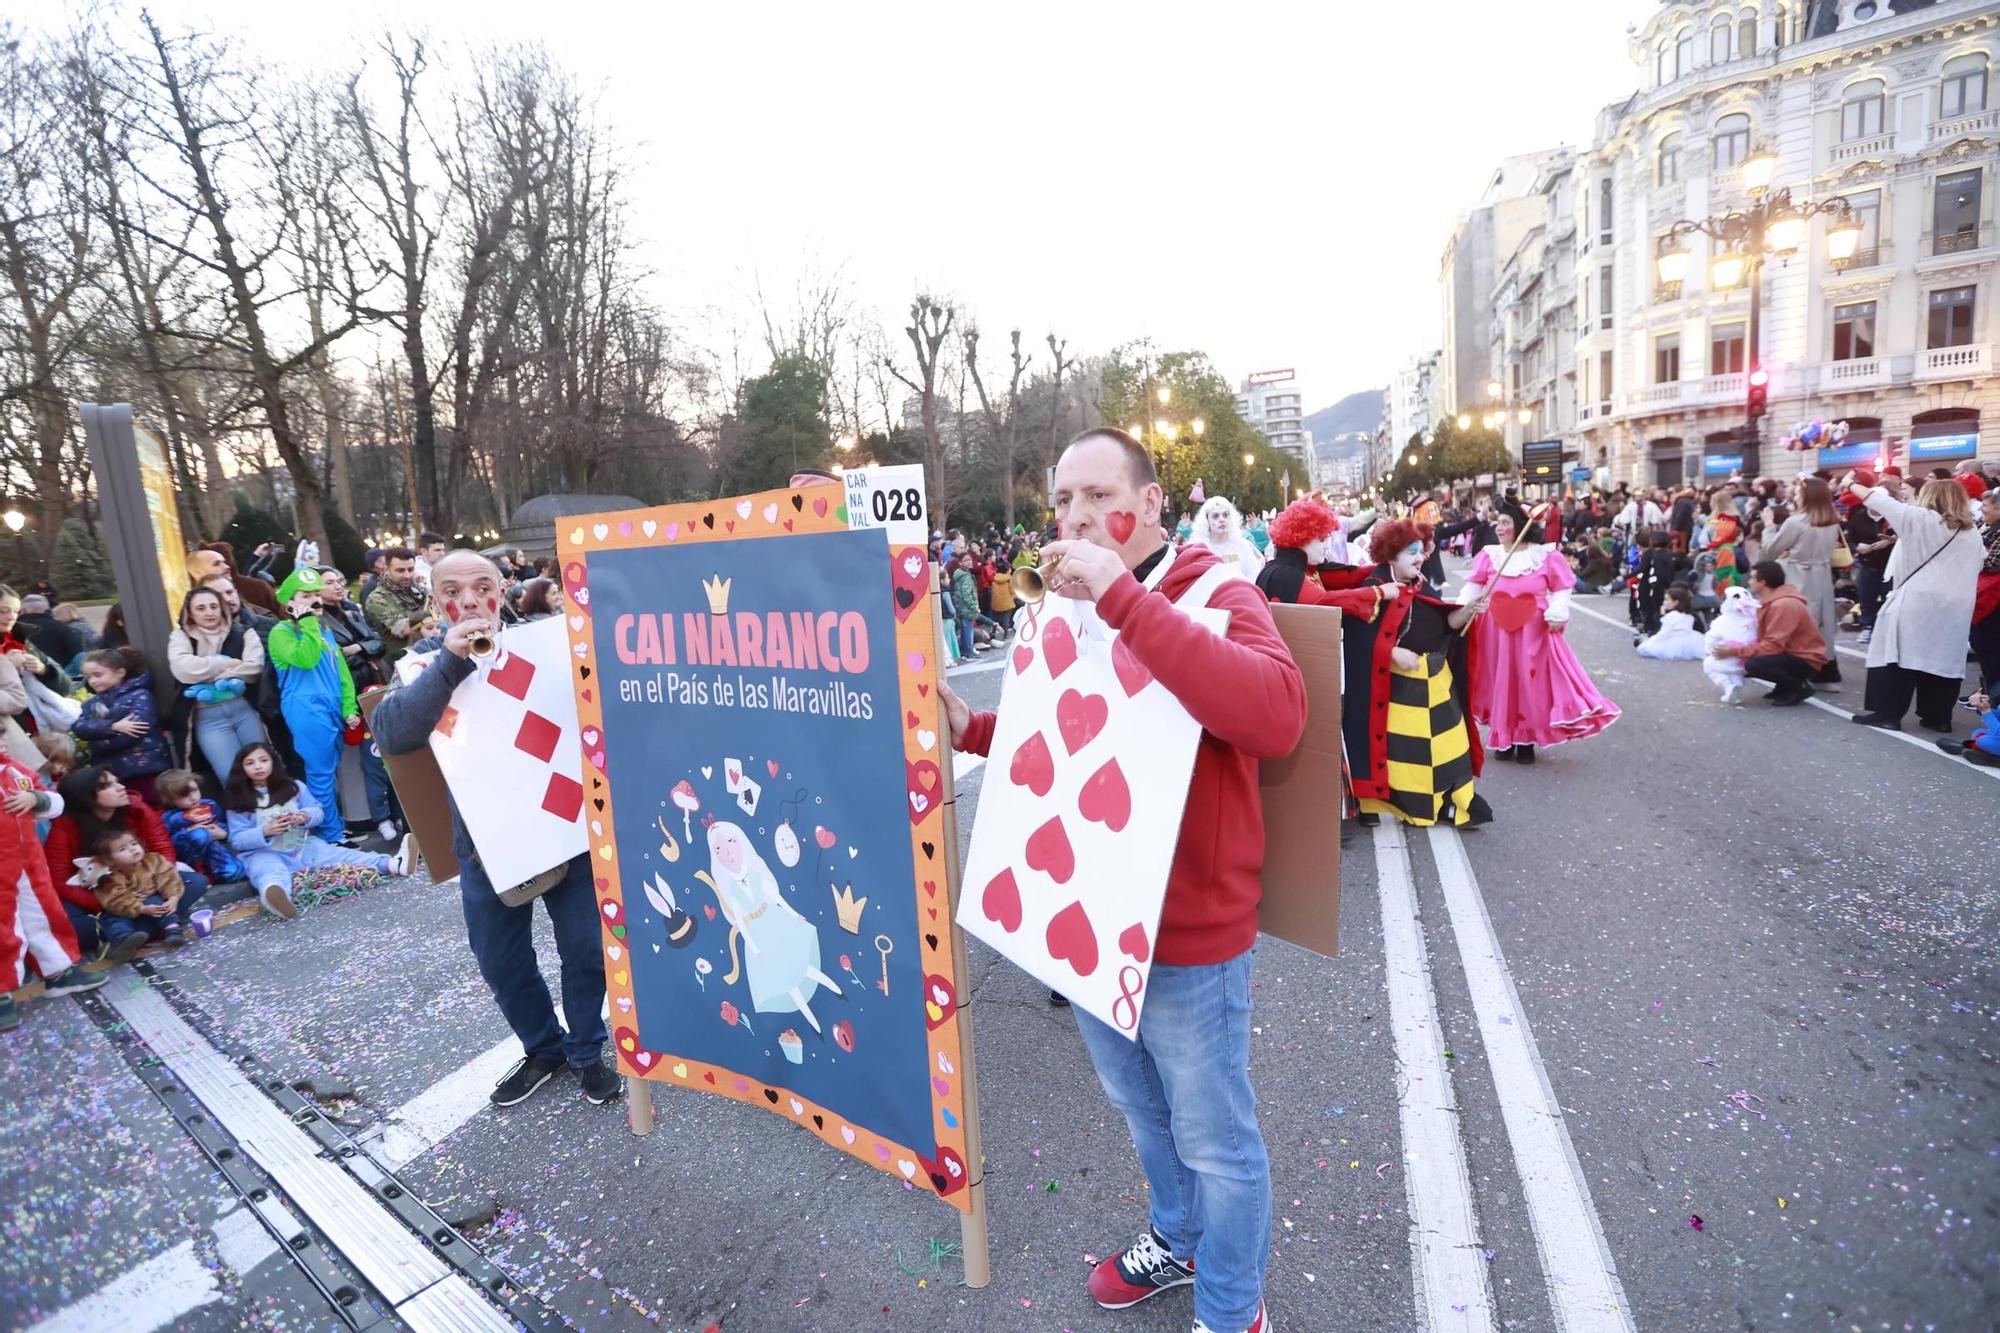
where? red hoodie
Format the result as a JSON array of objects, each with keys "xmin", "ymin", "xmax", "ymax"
[
  {"xmin": 46, "ymin": 793, "xmax": 177, "ymax": 914},
  {"xmin": 961, "ymin": 544, "xmax": 1307, "ymax": 965}
]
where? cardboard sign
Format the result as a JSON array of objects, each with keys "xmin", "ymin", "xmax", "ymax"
[
  {"xmin": 957, "ymin": 557, "xmax": 1227, "ymax": 1036},
  {"xmin": 1257, "ymin": 603, "xmax": 1344, "ymax": 959},
  {"xmin": 358, "ymin": 687, "xmax": 458, "ymax": 883},
  {"xmin": 844, "ymin": 464, "xmax": 930, "ymax": 547},
  {"xmin": 557, "ymin": 488, "xmax": 973, "ymax": 1212}
]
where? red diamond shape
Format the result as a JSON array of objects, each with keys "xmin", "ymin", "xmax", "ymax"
[
  {"xmin": 487, "ymin": 653, "xmax": 536, "ymax": 701},
  {"xmin": 541, "ymin": 772, "xmax": 583, "ymax": 822},
  {"xmin": 514, "ymin": 711, "xmax": 561, "ymax": 763},
  {"xmin": 433, "ymin": 705, "xmax": 460, "ymax": 739}
]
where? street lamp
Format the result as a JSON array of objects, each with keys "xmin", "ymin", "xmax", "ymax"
[
  {"xmin": 1455, "ymin": 413, "xmax": 1471, "ymax": 430},
  {"xmin": 835, "ymin": 435, "xmax": 856, "ymax": 453},
  {"xmin": 1655, "ymin": 146, "xmax": 1859, "ymax": 471},
  {"xmin": 1191, "ymin": 418, "xmax": 1205, "ymax": 437},
  {"xmin": 1, "ymin": 510, "xmax": 22, "ymax": 534},
  {"xmin": 1156, "ymin": 386, "xmax": 1172, "ymax": 407}
]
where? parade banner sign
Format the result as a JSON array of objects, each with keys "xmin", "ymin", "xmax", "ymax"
[
  {"xmin": 957, "ymin": 561, "xmax": 1227, "ymax": 1035},
  {"xmin": 558, "ymin": 489, "xmax": 973, "ymax": 1211}
]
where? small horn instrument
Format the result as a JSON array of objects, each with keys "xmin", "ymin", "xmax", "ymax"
[
  {"xmin": 468, "ymin": 629, "xmax": 497, "ymax": 658},
  {"xmin": 1010, "ymin": 561, "xmax": 1057, "ymax": 605}
]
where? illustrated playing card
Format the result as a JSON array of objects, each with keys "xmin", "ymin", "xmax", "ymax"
[
  {"xmin": 956, "ymin": 574, "xmax": 1227, "ymax": 1037},
  {"xmin": 734, "ymin": 776, "xmax": 762, "ymax": 815}
]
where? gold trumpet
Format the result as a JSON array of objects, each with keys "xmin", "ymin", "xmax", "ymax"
[
  {"xmin": 468, "ymin": 628, "xmax": 497, "ymax": 658},
  {"xmin": 1010, "ymin": 561, "xmax": 1058, "ymax": 605}
]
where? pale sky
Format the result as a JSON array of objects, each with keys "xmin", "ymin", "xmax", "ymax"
[{"xmin": 117, "ymin": 0, "xmax": 1662, "ymax": 414}]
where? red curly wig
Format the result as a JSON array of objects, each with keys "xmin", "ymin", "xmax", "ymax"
[
  {"xmin": 1267, "ymin": 497, "xmax": 1340, "ymax": 549},
  {"xmin": 1369, "ymin": 518, "xmax": 1430, "ymax": 564}
]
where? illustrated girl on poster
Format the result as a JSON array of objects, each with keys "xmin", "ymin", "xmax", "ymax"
[{"xmin": 701, "ymin": 818, "xmax": 844, "ymax": 1033}]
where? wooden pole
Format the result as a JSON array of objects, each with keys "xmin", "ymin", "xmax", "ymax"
[
  {"xmin": 627, "ymin": 1074, "xmax": 656, "ymax": 1136},
  {"xmin": 931, "ymin": 559, "xmax": 991, "ymax": 1288}
]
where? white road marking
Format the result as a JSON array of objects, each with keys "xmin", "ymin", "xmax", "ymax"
[
  {"xmin": 1427, "ymin": 826, "xmax": 1636, "ymax": 1332},
  {"xmin": 1567, "ymin": 599, "xmax": 2000, "ymax": 781},
  {"xmin": 955, "ymin": 752, "xmax": 985, "ymax": 782},
  {"xmin": 371, "ymin": 1034, "xmax": 529, "ymax": 1168},
  {"xmin": 947, "ymin": 656, "xmax": 1007, "ymax": 676},
  {"xmin": 1371, "ymin": 822, "xmax": 1495, "ymax": 1332},
  {"xmin": 25, "ymin": 1238, "xmax": 220, "ymax": 1333}
]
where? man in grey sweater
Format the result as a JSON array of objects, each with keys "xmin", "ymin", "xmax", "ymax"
[{"xmin": 371, "ymin": 550, "xmax": 616, "ymax": 1108}]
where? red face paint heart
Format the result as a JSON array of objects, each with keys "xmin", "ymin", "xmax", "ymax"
[
  {"xmin": 1056, "ymin": 689, "xmax": 1109, "ymax": 756},
  {"xmin": 906, "ymin": 760, "xmax": 941, "ymax": 825},
  {"xmin": 1112, "ymin": 638, "xmax": 1152, "ymax": 697},
  {"xmin": 1024, "ymin": 816, "xmax": 1075, "ymax": 884},
  {"xmin": 1489, "ymin": 591, "xmax": 1539, "ymax": 635},
  {"xmin": 1045, "ymin": 899, "xmax": 1099, "ymax": 977},
  {"xmin": 981, "ymin": 867, "xmax": 1023, "ymax": 932},
  {"xmin": 1078, "ymin": 757, "xmax": 1132, "ymax": 832},
  {"xmin": 1105, "ymin": 510, "xmax": 1137, "ymax": 544},
  {"xmin": 1041, "ymin": 616, "xmax": 1078, "ymax": 679},
  {"xmin": 1012, "ymin": 642, "xmax": 1033, "ymax": 674},
  {"xmin": 1118, "ymin": 921, "xmax": 1151, "ymax": 963},
  {"xmin": 1008, "ymin": 730, "xmax": 1055, "ymax": 796}
]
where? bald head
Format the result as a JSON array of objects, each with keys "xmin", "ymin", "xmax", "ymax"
[{"xmin": 429, "ymin": 549, "xmax": 504, "ymax": 632}]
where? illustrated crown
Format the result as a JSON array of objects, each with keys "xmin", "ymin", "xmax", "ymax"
[
  {"xmin": 703, "ymin": 573, "xmax": 731, "ymax": 615},
  {"xmin": 831, "ymin": 883, "xmax": 868, "ymax": 933}
]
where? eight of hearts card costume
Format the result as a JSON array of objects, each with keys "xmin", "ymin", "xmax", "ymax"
[
  {"xmin": 956, "ymin": 550, "xmax": 1236, "ymax": 1035},
  {"xmin": 556, "ymin": 490, "xmax": 974, "ymax": 1211},
  {"xmin": 393, "ymin": 614, "xmax": 588, "ymax": 890}
]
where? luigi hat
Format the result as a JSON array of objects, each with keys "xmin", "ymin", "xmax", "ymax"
[{"xmin": 276, "ymin": 566, "xmax": 324, "ymax": 608}]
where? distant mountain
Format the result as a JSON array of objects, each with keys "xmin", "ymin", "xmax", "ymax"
[{"xmin": 1303, "ymin": 390, "xmax": 1383, "ymax": 458}]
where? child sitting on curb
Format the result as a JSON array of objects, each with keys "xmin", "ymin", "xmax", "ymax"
[
  {"xmin": 91, "ymin": 827, "xmax": 206, "ymax": 950},
  {"xmin": 222, "ymin": 743, "xmax": 411, "ymax": 919},
  {"xmin": 155, "ymin": 769, "xmax": 247, "ymax": 885}
]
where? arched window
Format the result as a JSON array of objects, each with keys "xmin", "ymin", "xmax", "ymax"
[
  {"xmin": 1942, "ymin": 54, "xmax": 1990, "ymax": 119},
  {"xmin": 1676, "ymin": 27, "xmax": 1696, "ymax": 78},
  {"xmin": 1841, "ymin": 79, "xmax": 1885, "ymax": 141},
  {"xmin": 1656, "ymin": 42, "xmax": 1670, "ymax": 86},
  {"xmin": 1714, "ymin": 113, "xmax": 1752, "ymax": 168},
  {"xmin": 1738, "ymin": 8, "xmax": 1759, "ymax": 56},
  {"xmin": 1710, "ymin": 15, "xmax": 1733, "ymax": 64},
  {"xmin": 1658, "ymin": 132, "xmax": 1683, "ymax": 186}
]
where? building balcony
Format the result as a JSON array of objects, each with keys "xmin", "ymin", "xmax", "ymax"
[
  {"xmin": 1829, "ymin": 132, "xmax": 1895, "ymax": 165},
  {"xmin": 1930, "ymin": 227, "xmax": 1985, "ymax": 257},
  {"xmin": 1917, "ymin": 343, "xmax": 1992, "ymax": 382},
  {"xmin": 1629, "ymin": 383, "xmax": 1684, "ymax": 411},
  {"xmin": 1930, "ymin": 108, "xmax": 1998, "ymax": 142},
  {"xmin": 1653, "ymin": 281, "xmax": 1683, "ymax": 304},
  {"xmin": 1700, "ymin": 371, "xmax": 1745, "ymax": 402},
  {"xmin": 1831, "ymin": 246, "xmax": 1880, "ymax": 272},
  {"xmin": 1820, "ymin": 356, "xmax": 1889, "ymax": 392}
]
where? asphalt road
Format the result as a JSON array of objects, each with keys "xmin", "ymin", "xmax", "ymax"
[{"xmin": 5, "ymin": 571, "xmax": 1998, "ymax": 1333}]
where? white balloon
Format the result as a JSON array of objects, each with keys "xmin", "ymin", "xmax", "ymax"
[{"xmin": 774, "ymin": 821, "xmax": 801, "ymax": 867}]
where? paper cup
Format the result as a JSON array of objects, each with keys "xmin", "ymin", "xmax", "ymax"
[{"xmin": 189, "ymin": 909, "xmax": 215, "ymax": 939}]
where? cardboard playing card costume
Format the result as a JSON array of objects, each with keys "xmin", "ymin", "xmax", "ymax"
[
  {"xmin": 392, "ymin": 615, "xmax": 588, "ymax": 889},
  {"xmin": 558, "ymin": 488, "xmax": 973, "ymax": 1212},
  {"xmin": 957, "ymin": 552, "xmax": 1232, "ymax": 1035}
]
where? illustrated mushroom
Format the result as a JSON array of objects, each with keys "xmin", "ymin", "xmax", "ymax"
[{"xmin": 671, "ymin": 780, "xmax": 700, "ymax": 842}]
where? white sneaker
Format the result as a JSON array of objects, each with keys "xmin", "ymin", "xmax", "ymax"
[
  {"xmin": 1857, "ymin": 627, "xmax": 1872, "ymax": 645},
  {"xmin": 260, "ymin": 882, "xmax": 298, "ymax": 919},
  {"xmin": 1721, "ymin": 684, "xmax": 1742, "ymax": 706},
  {"xmin": 377, "ymin": 819, "xmax": 400, "ymax": 842},
  {"xmin": 389, "ymin": 833, "xmax": 415, "ymax": 876}
]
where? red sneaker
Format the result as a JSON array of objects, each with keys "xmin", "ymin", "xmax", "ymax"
[
  {"xmin": 1088, "ymin": 1228, "xmax": 1195, "ymax": 1309},
  {"xmin": 1194, "ymin": 1301, "xmax": 1269, "ymax": 1333}
]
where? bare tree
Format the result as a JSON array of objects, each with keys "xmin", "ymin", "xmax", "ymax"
[
  {"xmin": 884, "ymin": 293, "xmax": 956, "ymax": 526},
  {"xmin": 963, "ymin": 325, "xmax": 1033, "ymax": 530}
]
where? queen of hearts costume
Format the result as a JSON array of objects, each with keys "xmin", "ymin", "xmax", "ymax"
[{"xmin": 1458, "ymin": 538, "xmax": 1619, "ymax": 754}]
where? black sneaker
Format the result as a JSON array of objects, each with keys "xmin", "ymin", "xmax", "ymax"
[
  {"xmin": 1768, "ymin": 685, "xmax": 1809, "ymax": 707},
  {"xmin": 42, "ymin": 965, "xmax": 108, "ymax": 997},
  {"xmin": 577, "ymin": 1060, "xmax": 622, "ymax": 1105},
  {"xmin": 490, "ymin": 1054, "xmax": 563, "ymax": 1107},
  {"xmin": 1088, "ymin": 1227, "xmax": 1196, "ymax": 1309},
  {"xmin": 107, "ymin": 932, "xmax": 148, "ymax": 965}
]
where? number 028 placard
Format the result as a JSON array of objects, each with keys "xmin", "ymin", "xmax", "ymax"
[{"xmin": 845, "ymin": 464, "xmax": 929, "ymax": 547}]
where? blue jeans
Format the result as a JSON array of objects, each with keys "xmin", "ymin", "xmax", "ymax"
[
  {"xmin": 361, "ymin": 741, "xmax": 400, "ymax": 825},
  {"xmin": 99, "ymin": 873, "xmax": 211, "ymax": 945},
  {"xmin": 191, "ymin": 697, "xmax": 268, "ymax": 781},
  {"xmin": 459, "ymin": 854, "xmax": 607, "ymax": 1069},
  {"xmin": 957, "ymin": 616, "xmax": 976, "ymax": 659},
  {"xmin": 1073, "ymin": 949, "xmax": 1269, "ymax": 1330}
]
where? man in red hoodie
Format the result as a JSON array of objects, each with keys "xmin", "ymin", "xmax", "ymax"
[{"xmin": 941, "ymin": 428, "xmax": 1305, "ymax": 1333}]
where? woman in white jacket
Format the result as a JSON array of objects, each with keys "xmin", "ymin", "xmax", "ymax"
[
  {"xmin": 168, "ymin": 586, "xmax": 270, "ymax": 779},
  {"xmin": 1842, "ymin": 475, "xmax": 1981, "ymax": 731}
]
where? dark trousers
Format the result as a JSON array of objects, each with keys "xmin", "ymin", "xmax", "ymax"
[
  {"xmin": 459, "ymin": 854, "xmax": 607, "ymax": 1069},
  {"xmin": 69, "ymin": 871, "xmax": 211, "ymax": 950},
  {"xmin": 1855, "ymin": 564, "xmax": 1887, "ymax": 630},
  {"xmin": 1863, "ymin": 663, "xmax": 1959, "ymax": 728},
  {"xmin": 1743, "ymin": 653, "xmax": 1816, "ymax": 694},
  {"xmin": 1638, "ymin": 593, "xmax": 1664, "ymax": 635},
  {"xmin": 1972, "ymin": 612, "xmax": 2000, "ymax": 694}
]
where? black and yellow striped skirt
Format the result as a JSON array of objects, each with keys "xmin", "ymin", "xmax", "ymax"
[{"xmin": 1358, "ymin": 651, "xmax": 1479, "ymax": 827}]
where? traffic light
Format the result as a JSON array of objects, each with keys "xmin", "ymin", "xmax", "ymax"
[{"xmin": 1746, "ymin": 367, "xmax": 1769, "ymax": 422}]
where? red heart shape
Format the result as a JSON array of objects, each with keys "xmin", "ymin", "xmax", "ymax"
[
  {"xmin": 1056, "ymin": 689, "xmax": 1109, "ymax": 756},
  {"xmin": 1112, "ymin": 638, "xmax": 1152, "ymax": 697},
  {"xmin": 907, "ymin": 760, "xmax": 942, "ymax": 825},
  {"xmin": 783, "ymin": 519, "xmax": 794, "ymax": 531},
  {"xmin": 1118, "ymin": 921, "xmax": 1150, "ymax": 963},
  {"xmin": 582, "ymin": 688, "xmax": 594, "ymax": 703},
  {"xmin": 767, "ymin": 759, "xmax": 779, "ymax": 777},
  {"xmin": 907, "ymin": 710, "xmax": 921, "ymax": 728},
  {"xmin": 982, "ymin": 867, "xmax": 1023, "ymax": 932},
  {"xmin": 923, "ymin": 879, "xmax": 937, "ymax": 897},
  {"xmin": 1024, "ymin": 816, "xmax": 1075, "ymax": 884},
  {"xmin": 1042, "ymin": 617, "xmax": 1078, "ymax": 679},
  {"xmin": 918, "ymin": 683, "xmax": 929, "ymax": 697},
  {"xmin": 1488, "ymin": 591, "xmax": 1539, "ymax": 635},
  {"xmin": 813, "ymin": 497, "xmax": 829, "ymax": 518},
  {"xmin": 1012, "ymin": 642, "xmax": 1033, "ymax": 674},
  {"xmin": 703, "ymin": 905, "xmax": 717, "ymax": 920},
  {"xmin": 1105, "ymin": 510, "xmax": 1137, "ymax": 544},
  {"xmin": 703, "ymin": 1071, "xmax": 716, "ymax": 1084},
  {"xmin": 724, "ymin": 519, "xmax": 735, "ymax": 532},
  {"xmin": 1045, "ymin": 900, "xmax": 1099, "ymax": 977},
  {"xmin": 1078, "ymin": 757, "xmax": 1131, "ymax": 832},
  {"xmin": 1009, "ymin": 730, "xmax": 1056, "ymax": 796}
]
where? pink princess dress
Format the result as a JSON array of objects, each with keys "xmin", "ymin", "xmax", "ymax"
[{"xmin": 1460, "ymin": 544, "xmax": 1619, "ymax": 751}]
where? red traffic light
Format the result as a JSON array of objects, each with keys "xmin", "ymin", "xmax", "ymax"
[{"xmin": 1748, "ymin": 368, "xmax": 1770, "ymax": 387}]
